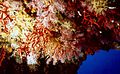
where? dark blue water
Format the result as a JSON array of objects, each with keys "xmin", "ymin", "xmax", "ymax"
[{"xmin": 77, "ymin": 49, "xmax": 120, "ymax": 74}]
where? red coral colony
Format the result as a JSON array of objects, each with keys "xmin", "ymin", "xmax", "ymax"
[{"xmin": 0, "ymin": 0, "xmax": 120, "ymax": 74}]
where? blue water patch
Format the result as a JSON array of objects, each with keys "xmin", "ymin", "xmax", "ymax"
[{"xmin": 77, "ymin": 49, "xmax": 120, "ymax": 74}]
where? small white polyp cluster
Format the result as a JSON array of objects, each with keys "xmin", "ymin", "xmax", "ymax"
[{"xmin": 27, "ymin": 52, "xmax": 37, "ymax": 65}]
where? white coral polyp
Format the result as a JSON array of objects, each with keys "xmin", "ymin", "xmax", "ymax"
[{"xmin": 27, "ymin": 52, "xmax": 37, "ymax": 65}]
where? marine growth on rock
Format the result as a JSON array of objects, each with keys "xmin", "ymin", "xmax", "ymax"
[{"xmin": 0, "ymin": 0, "xmax": 119, "ymax": 71}]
